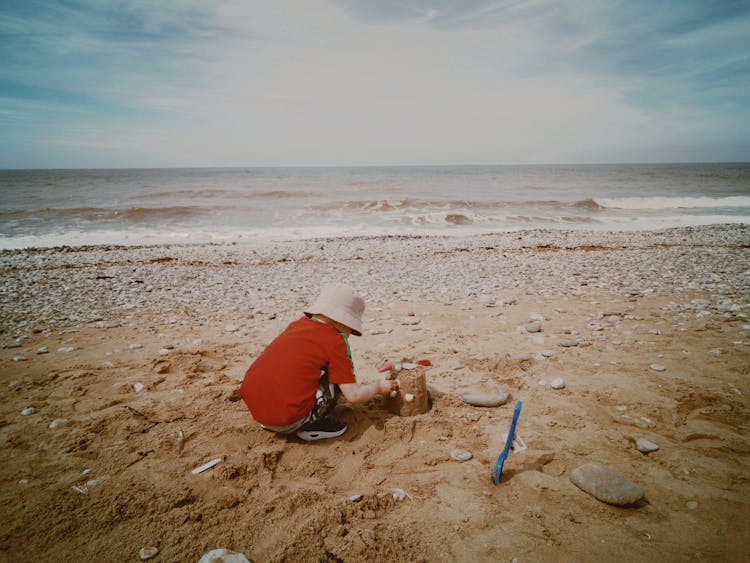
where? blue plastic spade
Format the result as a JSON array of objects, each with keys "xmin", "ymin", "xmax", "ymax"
[{"xmin": 493, "ymin": 400, "xmax": 523, "ymax": 485}]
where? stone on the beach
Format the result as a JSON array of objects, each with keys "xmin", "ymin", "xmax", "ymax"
[
  {"xmin": 37, "ymin": 346, "xmax": 49, "ymax": 354},
  {"xmin": 480, "ymin": 296, "xmax": 497, "ymax": 307},
  {"xmin": 559, "ymin": 339, "xmax": 579, "ymax": 347},
  {"xmin": 133, "ymin": 383, "xmax": 144, "ymax": 393},
  {"xmin": 450, "ymin": 449, "xmax": 473, "ymax": 461},
  {"xmin": 524, "ymin": 321, "xmax": 542, "ymax": 333},
  {"xmin": 400, "ymin": 317, "xmax": 421, "ymax": 325},
  {"xmin": 570, "ymin": 463, "xmax": 645, "ymax": 506},
  {"xmin": 512, "ymin": 353, "xmax": 532, "ymax": 362},
  {"xmin": 551, "ymin": 377, "xmax": 566, "ymax": 390},
  {"xmin": 139, "ymin": 547, "xmax": 159, "ymax": 561},
  {"xmin": 198, "ymin": 549, "xmax": 250, "ymax": 563},
  {"xmin": 686, "ymin": 500, "xmax": 699, "ymax": 510},
  {"xmin": 347, "ymin": 494, "xmax": 363, "ymax": 502},
  {"xmin": 650, "ymin": 363, "xmax": 666, "ymax": 372},
  {"xmin": 540, "ymin": 350, "xmax": 556, "ymax": 358},
  {"xmin": 21, "ymin": 407, "xmax": 36, "ymax": 416},
  {"xmin": 459, "ymin": 388, "xmax": 510, "ymax": 407},
  {"xmin": 391, "ymin": 488, "xmax": 410, "ymax": 501},
  {"xmin": 58, "ymin": 346, "xmax": 75, "ymax": 353},
  {"xmin": 224, "ymin": 324, "xmax": 238, "ymax": 332},
  {"xmin": 636, "ymin": 439, "xmax": 660, "ymax": 453},
  {"xmin": 129, "ymin": 343, "xmax": 143, "ymax": 350},
  {"xmin": 49, "ymin": 418, "xmax": 68, "ymax": 429}
]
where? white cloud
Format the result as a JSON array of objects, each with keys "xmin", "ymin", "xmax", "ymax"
[{"xmin": 1, "ymin": 0, "xmax": 747, "ymax": 167}]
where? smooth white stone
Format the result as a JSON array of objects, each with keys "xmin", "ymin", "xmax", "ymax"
[
  {"xmin": 139, "ymin": 547, "xmax": 159, "ymax": 560},
  {"xmin": 636, "ymin": 439, "xmax": 660, "ymax": 453},
  {"xmin": 551, "ymin": 377, "xmax": 566, "ymax": 390},
  {"xmin": 450, "ymin": 449, "xmax": 473, "ymax": 461}
]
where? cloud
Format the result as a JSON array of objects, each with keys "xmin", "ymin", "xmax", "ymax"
[{"xmin": 0, "ymin": 0, "xmax": 748, "ymax": 168}]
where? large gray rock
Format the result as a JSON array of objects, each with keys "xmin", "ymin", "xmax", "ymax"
[
  {"xmin": 569, "ymin": 463, "xmax": 645, "ymax": 506},
  {"xmin": 458, "ymin": 386, "xmax": 510, "ymax": 407}
]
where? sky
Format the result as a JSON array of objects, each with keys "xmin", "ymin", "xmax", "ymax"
[{"xmin": 1, "ymin": 0, "xmax": 749, "ymax": 168}]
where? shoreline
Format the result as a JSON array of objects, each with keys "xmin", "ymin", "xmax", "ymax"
[
  {"xmin": 1, "ymin": 222, "xmax": 749, "ymax": 561},
  {"xmin": 1, "ymin": 221, "xmax": 748, "ymax": 254}
]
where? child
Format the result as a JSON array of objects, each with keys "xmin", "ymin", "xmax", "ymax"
[{"xmin": 239, "ymin": 284, "xmax": 398, "ymax": 441}]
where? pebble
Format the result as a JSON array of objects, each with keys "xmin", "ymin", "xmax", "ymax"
[
  {"xmin": 129, "ymin": 343, "xmax": 143, "ymax": 350},
  {"xmin": 569, "ymin": 463, "xmax": 645, "ymax": 506},
  {"xmin": 57, "ymin": 346, "xmax": 75, "ymax": 353},
  {"xmin": 391, "ymin": 488, "xmax": 410, "ymax": 501},
  {"xmin": 559, "ymin": 339, "xmax": 579, "ymax": 347},
  {"xmin": 686, "ymin": 500, "xmax": 699, "ymax": 510},
  {"xmin": 21, "ymin": 407, "xmax": 36, "ymax": 416},
  {"xmin": 524, "ymin": 321, "xmax": 542, "ymax": 333},
  {"xmin": 192, "ymin": 458, "xmax": 223, "ymax": 475},
  {"xmin": 550, "ymin": 377, "xmax": 566, "ymax": 390},
  {"xmin": 458, "ymin": 387, "xmax": 510, "ymax": 407},
  {"xmin": 158, "ymin": 348, "xmax": 171, "ymax": 356},
  {"xmin": 450, "ymin": 449, "xmax": 473, "ymax": 462},
  {"xmin": 540, "ymin": 349, "xmax": 556, "ymax": 358},
  {"xmin": 649, "ymin": 363, "xmax": 666, "ymax": 372},
  {"xmin": 139, "ymin": 547, "xmax": 159, "ymax": 560},
  {"xmin": 480, "ymin": 296, "xmax": 497, "ymax": 307},
  {"xmin": 224, "ymin": 324, "xmax": 238, "ymax": 332},
  {"xmin": 198, "ymin": 549, "xmax": 251, "ymax": 563},
  {"xmin": 636, "ymin": 438, "xmax": 660, "ymax": 453},
  {"xmin": 133, "ymin": 383, "xmax": 144, "ymax": 393},
  {"xmin": 37, "ymin": 346, "xmax": 49, "ymax": 354},
  {"xmin": 49, "ymin": 418, "xmax": 68, "ymax": 429},
  {"xmin": 400, "ymin": 317, "xmax": 421, "ymax": 325},
  {"xmin": 347, "ymin": 494, "xmax": 363, "ymax": 502}
]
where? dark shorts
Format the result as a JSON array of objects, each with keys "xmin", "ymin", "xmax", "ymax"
[{"xmin": 261, "ymin": 372, "xmax": 341, "ymax": 434}]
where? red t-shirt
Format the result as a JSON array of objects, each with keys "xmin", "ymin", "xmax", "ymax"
[{"xmin": 239, "ymin": 316, "xmax": 356, "ymax": 426}]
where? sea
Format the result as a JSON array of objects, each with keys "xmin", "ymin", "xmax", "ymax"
[{"xmin": 0, "ymin": 163, "xmax": 748, "ymax": 249}]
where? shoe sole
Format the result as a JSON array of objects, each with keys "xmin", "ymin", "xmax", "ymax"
[{"xmin": 296, "ymin": 426, "xmax": 347, "ymax": 441}]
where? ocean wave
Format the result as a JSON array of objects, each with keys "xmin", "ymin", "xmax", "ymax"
[
  {"xmin": 594, "ymin": 196, "xmax": 750, "ymax": 210},
  {"xmin": 140, "ymin": 189, "xmax": 312, "ymax": 200},
  {"xmin": 0, "ymin": 205, "xmax": 209, "ymax": 224},
  {"xmin": 329, "ymin": 198, "xmax": 603, "ymax": 213}
]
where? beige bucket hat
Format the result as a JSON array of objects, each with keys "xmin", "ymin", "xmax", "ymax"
[{"xmin": 304, "ymin": 284, "xmax": 365, "ymax": 336}]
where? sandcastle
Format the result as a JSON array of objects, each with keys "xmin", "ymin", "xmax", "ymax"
[{"xmin": 385, "ymin": 367, "xmax": 430, "ymax": 416}]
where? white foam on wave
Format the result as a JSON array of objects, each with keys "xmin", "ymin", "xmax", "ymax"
[
  {"xmin": 594, "ymin": 196, "xmax": 750, "ymax": 210},
  {"xmin": 1, "ymin": 215, "xmax": 747, "ymax": 250}
]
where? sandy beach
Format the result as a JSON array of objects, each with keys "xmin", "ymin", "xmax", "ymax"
[{"xmin": 1, "ymin": 224, "xmax": 749, "ymax": 562}]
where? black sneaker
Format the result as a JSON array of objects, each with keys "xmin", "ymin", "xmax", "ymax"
[{"xmin": 296, "ymin": 418, "xmax": 347, "ymax": 441}]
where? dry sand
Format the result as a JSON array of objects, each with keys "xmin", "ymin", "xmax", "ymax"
[{"xmin": 1, "ymin": 225, "xmax": 749, "ymax": 562}]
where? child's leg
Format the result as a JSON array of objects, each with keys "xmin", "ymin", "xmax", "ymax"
[{"xmin": 306, "ymin": 371, "xmax": 341, "ymax": 424}]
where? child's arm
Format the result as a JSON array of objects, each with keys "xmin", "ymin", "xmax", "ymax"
[{"xmin": 339, "ymin": 379, "xmax": 398, "ymax": 405}]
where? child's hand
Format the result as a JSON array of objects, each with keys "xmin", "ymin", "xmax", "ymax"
[{"xmin": 378, "ymin": 378, "xmax": 399, "ymax": 396}]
